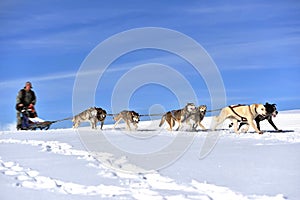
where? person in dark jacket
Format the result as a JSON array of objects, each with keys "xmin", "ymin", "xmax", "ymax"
[{"xmin": 16, "ymin": 81, "xmax": 37, "ymax": 130}]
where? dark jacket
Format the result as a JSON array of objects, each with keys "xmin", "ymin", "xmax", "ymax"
[{"xmin": 16, "ymin": 89, "xmax": 36, "ymax": 110}]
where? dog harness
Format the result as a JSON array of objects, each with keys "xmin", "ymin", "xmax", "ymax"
[{"xmin": 229, "ymin": 104, "xmax": 248, "ymax": 121}]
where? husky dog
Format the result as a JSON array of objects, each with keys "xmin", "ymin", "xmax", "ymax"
[
  {"xmin": 184, "ymin": 105, "xmax": 207, "ymax": 131},
  {"xmin": 211, "ymin": 104, "xmax": 266, "ymax": 134},
  {"xmin": 113, "ymin": 110, "xmax": 140, "ymax": 130},
  {"xmin": 95, "ymin": 107, "xmax": 107, "ymax": 130},
  {"xmin": 159, "ymin": 103, "xmax": 197, "ymax": 131},
  {"xmin": 231, "ymin": 102, "xmax": 280, "ymax": 131},
  {"xmin": 73, "ymin": 107, "xmax": 107, "ymax": 129}
]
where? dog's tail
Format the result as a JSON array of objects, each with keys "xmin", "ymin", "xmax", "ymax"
[{"xmin": 159, "ymin": 114, "xmax": 166, "ymax": 127}]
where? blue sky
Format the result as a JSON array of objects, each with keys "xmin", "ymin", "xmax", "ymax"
[{"xmin": 0, "ymin": 0, "xmax": 299, "ymax": 129}]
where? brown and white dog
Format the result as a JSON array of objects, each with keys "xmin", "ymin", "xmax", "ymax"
[
  {"xmin": 159, "ymin": 103, "xmax": 197, "ymax": 131},
  {"xmin": 72, "ymin": 107, "xmax": 107, "ymax": 129},
  {"xmin": 211, "ymin": 104, "xmax": 266, "ymax": 134},
  {"xmin": 190, "ymin": 105, "xmax": 207, "ymax": 130},
  {"xmin": 113, "ymin": 110, "xmax": 140, "ymax": 130}
]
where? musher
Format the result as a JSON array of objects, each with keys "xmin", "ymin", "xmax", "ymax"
[{"xmin": 16, "ymin": 81, "xmax": 37, "ymax": 130}]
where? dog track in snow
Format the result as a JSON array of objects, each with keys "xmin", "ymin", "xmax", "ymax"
[
  {"xmin": 0, "ymin": 138, "xmax": 287, "ymax": 200},
  {"xmin": 0, "ymin": 158, "xmax": 131, "ymax": 197}
]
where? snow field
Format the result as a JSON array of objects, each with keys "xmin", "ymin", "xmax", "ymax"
[{"xmin": 0, "ymin": 110, "xmax": 299, "ymax": 199}]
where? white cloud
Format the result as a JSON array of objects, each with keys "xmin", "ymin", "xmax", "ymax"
[{"xmin": 0, "ymin": 71, "xmax": 76, "ymax": 89}]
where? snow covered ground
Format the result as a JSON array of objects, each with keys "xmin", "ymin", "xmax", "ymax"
[{"xmin": 0, "ymin": 110, "xmax": 299, "ymax": 200}]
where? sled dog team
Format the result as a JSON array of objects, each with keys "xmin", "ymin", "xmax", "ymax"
[
  {"xmin": 72, "ymin": 102, "xmax": 280, "ymax": 134},
  {"xmin": 72, "ymin": 108, "xmax": 140, "ymax": 131}
]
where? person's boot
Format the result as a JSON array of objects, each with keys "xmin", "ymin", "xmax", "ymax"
[{"xmin": 16, "ymin": 124, "xmax": 22, "ymax": 130}]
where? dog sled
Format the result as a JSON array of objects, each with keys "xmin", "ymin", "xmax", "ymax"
[{"xmin": 18, "ymin": 106, "xmax": 62, "ymax": 130}]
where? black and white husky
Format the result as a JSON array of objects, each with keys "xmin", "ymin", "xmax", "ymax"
[{"xmin": 72, "ymin": 107, "xmax": 107, "ymax": 129}]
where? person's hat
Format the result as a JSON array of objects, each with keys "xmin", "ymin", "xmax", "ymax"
[{"xmin": 24, "ymin": 81, "xmax": 33, "ymax": 88}]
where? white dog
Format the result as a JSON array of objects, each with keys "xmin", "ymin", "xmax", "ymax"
[{"xmin": 211, "ymin": 104, "xmax": 266, "ymax": 134}]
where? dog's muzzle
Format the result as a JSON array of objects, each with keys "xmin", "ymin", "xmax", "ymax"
[
  {"xmin": 272, "ymin": 111, "xmax": 278, "ymax": 117},
  {"xmin": 133, "ymin": 116, "xmax": 140, "ymax": 123},
  {"xmin": 189, "ymin": 107, "xmax": 197, "ymax": 113}
]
